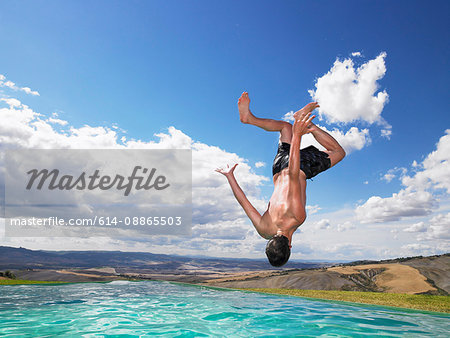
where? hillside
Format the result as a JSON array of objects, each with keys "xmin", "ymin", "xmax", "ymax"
[
  {"xmin": 201, "ymin": 254, "xmax": 450, "ymax": 295},
  {"xmin": 1, "ymin": 246, "xmax": 448, "ymax": 295},
  {"xmin": 0, "ymin": 246, "xmax": 327, "ymax": 283}
]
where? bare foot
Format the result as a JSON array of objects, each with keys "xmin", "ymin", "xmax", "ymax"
[
  {"xmin": 293, "ymin": 102, "xmax": 319, "ymax": 120},
  {"xmin": 237, "ymin": 92, "xmax": 253, "ymax": 124}
]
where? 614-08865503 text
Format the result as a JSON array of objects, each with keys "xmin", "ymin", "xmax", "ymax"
[
  {"xmin": 5, "ymin": 149, "xmax": 192, "ymax": 237},
  {"xmin": 8, "ymin": 216, "xmax": 184, "ymax": 227}
]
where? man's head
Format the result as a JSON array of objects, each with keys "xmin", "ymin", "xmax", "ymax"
[{"xmin": 265, "ymin": 234, "xmax": 291, "ymax": 267}]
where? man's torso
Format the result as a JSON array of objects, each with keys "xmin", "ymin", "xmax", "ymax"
[{"xmin": 260, "ymin": 169, "xmax": 307, "ymax": 238}]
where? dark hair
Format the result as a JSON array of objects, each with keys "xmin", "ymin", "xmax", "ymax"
[{"xmin": 265, "ymin": 235, "xmax": 291, "ymax": 267}]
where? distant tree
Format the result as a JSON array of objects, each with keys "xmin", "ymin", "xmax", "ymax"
[{"xmin": 4, "ymin": 270, "xmax": 16, "ymax": 279}]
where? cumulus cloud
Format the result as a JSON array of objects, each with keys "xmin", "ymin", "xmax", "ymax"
[
  {"xmin": 416, "ymin": 213, "xmax": 450, "ymax": 241},
  {"xmin": 0, "ymin": 96, "xmax": 269, "ymax": 255},
  {"xmin": 308, "ymin": 52, "xmax": 389, "ymax": 124},
  {"xmin": 382, "ymin": 173, "xmax": 395, "ymax": 183},
  {"xmin": 390, "ymin": 229, "xmax": 399, "ymax": 240},
  {"xmin": 401, "ymin": 243, "xmax": 433, "ymax": 254},
  {"xmin": 255, "ymin": 161, "xmax": 265, "ymax": 168},
  {"xmin": 356, "ymin": 130, "xmax": 450, "ymax": 224},
  {"xmin": 402, "ymin": 130, "xmax": 450, "ymax": 193},
  {"xmin": 400, "ymin": 241, "xmax": 448, "ymax": 257},
  {"xmin": 313, "ymin": 218, "xmax": 331, "ymax": 230},
  {"xmin": 282, "ymin": 52, "xmax": 389, "ymax": 157},
  {"xmin": 381, "ymin": 127, "xmax": 392, "ymax": 139},
  {"xmin": 283, "ymin": 111, "xmax": 371, "ymax": 154},
  {"xmin": 404, "ymin": 222, "xmax": 427, "ymax": 233},
  {"xmin": 337, "ymin": 221, "xmax": 355, "ymax": 232},
  {"xmin": 301, "ymin": 125, "xmax": 370, "ymax": 154},
  {"xmin": 312, "ymin": 242, "xmax": 380, "ymax": 260},
  {"xmin": 355, "ymin": 188, "xmax": 437, "ymax": 223},
  {"xmin": 282, "ymin": 110, "xmax": 371, "ymax": 154},
  {"xmin": 306, "ymin": 204, "xmax": 321, "ymax": 215},
  {"xmin": 0, "ymin": 74, "xmax": 40, "ymax": 96},
  {"xmin": 47, "ymin": 117, "xmax": 68, "ymax": 126},
  {"xmin": 282, "ymin": 110, "xmax": 295, "ymax": 122},
  {"xmin": 381, "ymin": 167, "xmax": 407, "ymax": 183}
]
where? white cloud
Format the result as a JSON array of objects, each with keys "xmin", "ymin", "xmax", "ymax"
[
  {"xmin": 0, "ymin": 74, "xmax": 40, "ymax": 96},
  {"xmin": 301, "ymin": 125, "xmax": 370, "ymax": 154},
  {"xmin": 308, "ymin": 52, "xmax": 389, "ymax": 124},
  {"xmin": 282, "ymin": 53, "xmax": 389, "ymax": 157},
  {"xmin": 390, "ymin": 229, "xmax": 399, "ymax": 240},
  {"xmin": 255, "ymin": 161, "xmax": 265, "ymax": 168},
  {"xmin": 355, "ymin": 187, "xmax": 437, "ymax": 223},
  {"xmin": 381, "ymin": 167, "xmax": 407, "ymax": 183},
  {"xmin": 404, "ymin": 222, "xmax": 427, "ymax": 233},
  {"xmin": 382, "ymin": 173, "xmax": 395, "ymax": 183},
  {"xmin": 282, "ymin": 110, "xmax": 295, "ymax": 122},
  {"xmin": 282, "ymin": 112, "xmax": 371, "ymax": 154},
  {"xmin": 402, "ymin": 130, "xmax": 450, "ymax": 193},
  {"xmin": 306, "ymin": 204, "xmax": 321, "ymax": 215},
  {"xmin": 47, "ymin": 117, "xmax": 68, "ymax": 126},
  {"xmin": 0, "ymin": 96, "xmax": 270, "ymax": 257},
  {"xmin": 401, "ymin": 243, "xmax": 433, "ymax": 253},
  {"xmin": 400, "ymin": 241, "xmax": 448, "ymax": 257},
  {"xmin": 310, "ymin": 242, "xmax": 380, "ymax": 260},
  {"xmin": 356, "ymin": 130, "xmax": 450, "ymax": 225},
  {"xmin": 337, "ymin": 221, "xmax": 355, "ymax": 232},
  {"xmin": 313, "ymin": 218, "xmax": 331, "ymax": 230},
  {"xmin": 417, "ymin": 213, "xmax": 450, "ymax": 241},
  {"xmin": 21, "ymin": 87, "xmax": 40, "ymax": 96},
  {"xmin": 381, "ymin": 128, "xmax": 392, "ymax": 139}
]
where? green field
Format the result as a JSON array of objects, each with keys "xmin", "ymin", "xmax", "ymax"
[
  {"xmin": 238, "ymin": 288, "xmax": 450, "ymax": 313},
  {"xmin": 0, "ymin": 279, "xmax": 68, "ymax": 285}
]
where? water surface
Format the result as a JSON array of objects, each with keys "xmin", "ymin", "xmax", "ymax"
[{"xmin": 0, "ymin": 281, "xmax": 448, "ymax": 337}]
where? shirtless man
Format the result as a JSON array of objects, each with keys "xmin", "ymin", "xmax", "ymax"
[{"xmin": 216, "ymin": 92, "xmax": 346, "ymax": 267}]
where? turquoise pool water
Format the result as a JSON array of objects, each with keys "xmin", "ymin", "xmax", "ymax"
[{"xmin": 0, "ymin": 281, "xmax": 448, "ymax": 337}]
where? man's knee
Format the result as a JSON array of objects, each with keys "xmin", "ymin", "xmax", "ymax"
[
  {"xmin": 336, "ymin": 148, "xmax": 346, "ymax": 163},
  {"xmin": 327, "ymin": 148, "xmax": 346, "ymax": 167},
  {"xmin": 337, "ymin": 147, "xmax": 346, "ymax": 160}
]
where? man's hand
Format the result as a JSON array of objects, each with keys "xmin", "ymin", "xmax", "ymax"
[
  {"xmin": 215, "ymin": 163, "xmax": 238, "ymax": 178},
  {"xmin": 293, "ymin": 102, "xmax": 319, "ymax": 120},
  {"xmin": 293, "ymin": 106, "xmax": 317, "ymax": 136},
  {"xmin": 306, "ymin": 122, "xmax": 319, "ymax": 133}
]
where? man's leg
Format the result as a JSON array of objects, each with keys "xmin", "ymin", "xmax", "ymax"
[
  {"xmin": 238, "ymin": 92, "xmax": 292, "ymax": 143},
  {"xmin": 309, "ymin": 123, "xmax": 346, "ymax": 167}
]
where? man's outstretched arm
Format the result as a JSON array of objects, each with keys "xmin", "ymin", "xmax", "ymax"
[{"xmin": 215, "ymin": 164, "xmax": 265, "ymax": 236}]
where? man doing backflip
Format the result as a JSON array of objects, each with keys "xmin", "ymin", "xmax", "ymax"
[{"xmin": 216, "ymin": 92, "xmax": 346, "ymax": 267}]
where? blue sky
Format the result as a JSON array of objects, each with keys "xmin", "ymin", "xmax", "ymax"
[{"xmin": 0, "ymin": 0, "xmax": 449, "ymax": 261}]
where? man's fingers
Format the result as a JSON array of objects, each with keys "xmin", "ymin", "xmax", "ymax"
[
  {"xmin": 295, "ymin": 109, "xmax": 308, "ymax": 119},
  {"xmin": 306, "ymin": 115, "xmax": 316, "ymax": 124},
  {"xmin": 301, "ymin": 112, "xmax": 311, "ymax": 122}
]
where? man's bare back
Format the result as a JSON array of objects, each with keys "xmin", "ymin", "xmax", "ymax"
[{"xmin": 216, "ymin": 92, "xmax": 345, "ymax": 266}]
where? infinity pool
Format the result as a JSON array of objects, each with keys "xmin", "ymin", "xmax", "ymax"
[{"xmin": 0, "ymin": 281, "xmax": 448, "ymax": 337}]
